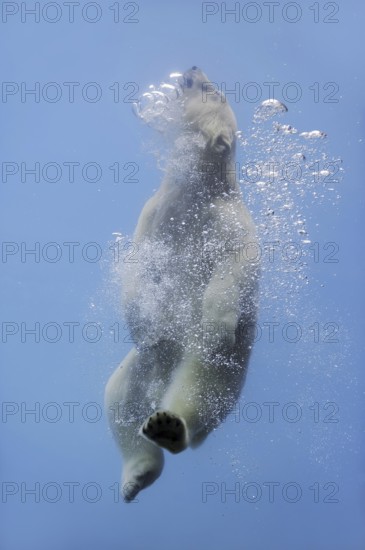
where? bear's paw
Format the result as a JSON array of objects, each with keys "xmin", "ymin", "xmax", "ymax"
[{"xmin": 139, "ymin": 410, "xmax": 188, "ymax": 454}]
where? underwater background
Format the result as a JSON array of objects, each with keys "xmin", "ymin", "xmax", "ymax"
[{"xmin": 1, "ymin": 0, "xmax": 364, "ymax": 548}]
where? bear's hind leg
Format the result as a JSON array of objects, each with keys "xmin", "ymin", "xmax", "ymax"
[
  {"xmin": 157, "ymin": 351, "xmax": 246, "ymax": 450},
  {"xmin": 121, "ymin": 437, "xmax": 164, "ymax": 502},
  {"xmin": 105, "ymin": 348, "xmax": 164, "ymax": 501}
]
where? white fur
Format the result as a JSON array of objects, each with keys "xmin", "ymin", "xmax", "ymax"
[{"xmin": 105, "ymin": 67, "xmax": 259, "ymax": 501}]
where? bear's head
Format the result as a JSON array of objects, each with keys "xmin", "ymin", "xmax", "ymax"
[{"xmin": 180, "ymin": 66, "xmax": 237, "ymax": 158}]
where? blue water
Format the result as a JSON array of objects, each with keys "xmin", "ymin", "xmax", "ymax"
[{"xmin": 1, "ymin": 1, "xmax": 364, "ymax": 549}]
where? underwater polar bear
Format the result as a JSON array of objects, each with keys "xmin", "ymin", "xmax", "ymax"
[{"xmin": 105, "ymin": 67, "xmax": 259, "ymax": 501}]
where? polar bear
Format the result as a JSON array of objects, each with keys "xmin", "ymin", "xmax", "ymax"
[{"xmin": 105, "ymin": 67, "xmax": 259, "ymax": 501}]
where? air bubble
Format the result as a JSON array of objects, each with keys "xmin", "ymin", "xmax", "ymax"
[
  {"xmin": 275, "ymin": 123, "xmax": 298, "ymax": 134},
  {"xmin": 254, "ymin": 99, "xmax": 288, "ymax": 122},
  {"xmin": 300, "ymin": 130, "xmax": 327, "ymax": 139},
  {"xmin": 292, "ymin": 152, "xmax": 306, "ymax": 161},
  {"xmin": 131, "ymin": 72, "xmax": 184, "ymax": 133}
]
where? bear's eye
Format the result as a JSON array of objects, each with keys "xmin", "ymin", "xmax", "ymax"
[
  {"xmin": 186, "ymin": 77, "xmax": 193, "ymax": 88},
  {"xmin": 213, "ymin": 135, "xmax": 231, "ymax": 154}
]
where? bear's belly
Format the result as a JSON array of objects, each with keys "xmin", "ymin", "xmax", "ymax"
[
  {"xmin": 123, "ymin": 179, "xmax": 256, "ymax": 350},
  {"xmin": 124, "ymin": 234, "xmax": 211, "ymax": 348}
]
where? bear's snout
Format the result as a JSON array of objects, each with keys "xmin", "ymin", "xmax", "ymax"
[{"xmin": 181, "ymin": 66, "xmax": 202, "ymax": 90}]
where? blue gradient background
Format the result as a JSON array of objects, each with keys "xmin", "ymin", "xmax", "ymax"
[{"xmin": 1, "ymin": 1, "xmax": 364, "ymax": 549}]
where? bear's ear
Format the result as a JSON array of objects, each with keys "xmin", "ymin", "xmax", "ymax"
[{"xmin": 210, "ymin": 132, "xmax": 234, "ymax": 155}]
